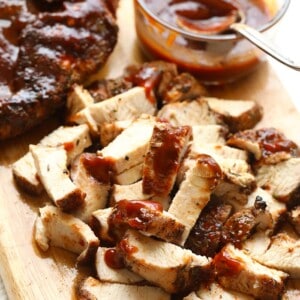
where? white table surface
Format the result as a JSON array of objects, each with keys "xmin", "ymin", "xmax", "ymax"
[{"xmin": 0, "ymin": 1, "xmax": 299, "ymax": 299}]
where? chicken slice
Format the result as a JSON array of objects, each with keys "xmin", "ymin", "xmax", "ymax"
[
  {"xmin": 100, "ymin": 120, "xmax": 132, "ymax": 147},
  {"xmin": 191, "ymin": 124, "xmax": 227, "ymax": 145},
  {"xmin": 204, "ymin": 97, "xmax": 263, "ymax": 132},
  {"xmin": 256, "ymin": 157, "xmax": 300, "ymax": 204},
  {"xmin": 214, "ymin": 243, "xmax": 288, "ymax": 299},
  {"xmin": 97, "ymin": 115, "xmax": 156, "ymax": 175},
  {"xmin": 118, "ymin": 229, "xmax": 211, "ymax": 294},
  {"xmin": 114, "ymin": 163, "xmax": 143, "ymax": 185},
  {"xmin": 227, "ymin": 128, "xmax": 299, "ymax": 163},
  {"xmin": 157, "ymin": 99, "xmax": 222, "ymax": 127},
  {"xmin": 110, "ymin": 181, "xmax": 170, "ymax": 210},
  {"xmin": 185, "ymin": 282, "xmax": 254, "ymax": 300},
  {"xmin": 142, "ymin": 122, "xmax": 191, "ymax": 197},
  {"xmin": 252, "ymin": 233, "xmax": 300, "ymax": 278},
  {"xmin": 108, "ymin": 200, "xmax": 186, "ymax": 244},
  {"xmin": 35, "ymin": 205, "xmax": 99, "ymax": 263},
  {"xmin": 288, "ymin": 206, "xmax": 300, "ymax": 235},
  {"xmin": 72, "ymin": 87, "xmax": 156, "ymax": 135},
  {"xmin": 95, "ymin": 247, "xmax": 143, "ymax": 284},
  {"xmin": 70, "ymin": 155, "xmax": 110, "ymax": 223},
  {"xmin": 162, "ymin": 72, "xmax": 207, "ymax": 104},
  {"xmin": 66, "ymin": 84, "xmax": 94, "ymax": 119},
  {"xmin": 169, "ymin": 155, "xmax": 222, "ymax": 243},
  {"xmin": 92, "ymin": 207, "xmax": 114, "ymax": 243},
  {"xmin": 242, "ymin": 231, "xmax": 272, "ymax": 258},
  {"xmin": 78, "ymin": 277, "xmax": 170, "ymax": 300},
  {"xmin": 30, "ymin": 145, "xmax": 85, "ymax": 211},
  {"xmin": 12, "ymin": 124, "xmax": 91, "ymax": 195}
]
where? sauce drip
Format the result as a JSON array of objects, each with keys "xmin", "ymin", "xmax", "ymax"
[
  {"xmin": 108, "ymin": 200, "xmax": 163, "ymax": 240},
  {"xmin": 81, "ymin": 153, "xmax": 115, "ymax": 184},
  {"xmin": 104, "ymin": 248, "xmax": 125, "ymax": 269}
]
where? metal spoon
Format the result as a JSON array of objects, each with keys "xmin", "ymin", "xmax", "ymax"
[
  {"xmin": 176, "ymin": 0, "xmax": 300, "ymax": 71},
  {"xmin": 229, "ymin": 7, "xmax": 300, "ymax": 71}
]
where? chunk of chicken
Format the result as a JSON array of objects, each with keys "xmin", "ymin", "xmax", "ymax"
[
  {"xmin": 78, "ymin": 277, "xmax": 170, "ymax": 300},
  {"xmin": 97, "ymin": 115, "xmax": 156, "ymax": 175},
  {"xmin": 118, "ymin": 229, "xmax": 211, "ymax": 294},
  {"xmin": 12, "ymin": 125, "xmax": 91, "ymax": 195},
  {"xmin": 66, "ymin": 84, "xmax": 94, "ymax": 119},
  {"xmin": 114, "ymin": 163, "xmax": 143, "ymax": 185},
  {"xmin": 288, "ymin": 206, "xmax": 300, "ymax": 235},
  {"xmin": 185, "ymin": 282, "xmax": 254, "ymax": 300},
  {"xmin": 157, "ymin": 99, "xmax": 222, "ymax": 127},
  {"xmin": 169, "ymin": 155, "xmax": 222, "ymax": 243},
  {"xmin": 204, "ymin": 97, "xmax": 263, "ymax": 132},
  {"xmin": 142, "ymin": 122, "xmax": 191, "ymax": 197},
  {"xmin": 72, "ymin": 87, "xmax": 156, "ymax": 135},
  {"xmin": 191, "ymin": 124, "xmax": 227, "ymax": 145},
  {"xmin": 35, "ymin": 205, "xmax": 99, "ymax": 263},
  {"xmin": 214, "ymin": 243, "xmax": 288, "ymax": 299},
  {"xmin": 92, "ymin": 207, "xmax": 114, "ymax": 243},
  {"xmin": 162, "ymin": 72, "xmax": 207, "ymax": 104},
  {"xmin": 95, "ymin": 247, "xmax": 143, "ymax": 284},
  {"xmin": 252, "ymin": 233, "xmax": 300, "ymax": 278},
  {"xmin": 110, "ymin": 181, "xmax": 170, "ymax": 210},
  {"xmin": 30, "ymin": 145, "xmax": 85, "ymax": 212},
  {"xmin": 70, "ymin": 155, "xmax": 110, "ymax": 223},
  {"xmin": 227, "ymin": 128, "xmax": 298, "ymax": 163},
  {"xmin": 108, "ymin": 200, "xmax": 186, "ymax": 244},
  {"xmin": 256, "ymin": 158, "xmax": 300, "ymax": 204}
]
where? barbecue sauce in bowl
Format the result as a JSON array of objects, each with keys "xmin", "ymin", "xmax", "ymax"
[{"xmin": 134, "ymin": 0, "xmax": 281, "ymax": 84}]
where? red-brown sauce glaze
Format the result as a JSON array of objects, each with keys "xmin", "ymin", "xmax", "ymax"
[
  {"xmin": 213, "ymin": 249, "xmax": 244, "ymax": 277},
  {"xmin": 81, "ymin": 153, "xmax": 115, "ymax": 184},
  {"xmin": 108, "ymin": 200, "xmax": 163, "ymax": 240},
  {"xmin": 125, "ymin": 65, "xmax": 162, "ymax": 104},
  {"xmin": 63, "ymin": 141, "xmax": 74, "ymax": 152},
  {"xmin": 143, "ymin": 124, "xmax": 191, "ymax": 196},
  {"xmin": 104, "ymin": 248, "xmax": 126, "ymax": 269},
  {"xmin": 256, "ymin": 128, "xmax": 299, "ymax": 159}
]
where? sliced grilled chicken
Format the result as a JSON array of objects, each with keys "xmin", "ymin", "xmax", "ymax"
[
  {"xmin": 142, "ymin": 122, "xmax": 191, "ymax": 197},
  {"xmin": 229, "ymin": 188, "xmax": 286, "ymax": 228},
  {"xmin": 78, "ymin": 277, "xmax": 170, "ymax": 300},
  {"xmin": 12, "ymin": 124, "xmax": 91, "ymax": 195},
  {"xmin": 110, "ymin": 181, "xmax": 170, "ymax": 210},
  {"xmin": 35, "ymin": 205, "xmax": 99, "ymax": 263},
  {"xmin": 114, "ymin": 163, "xmax": 143, "ymax": 185},
  {"xmin": 95, "ymin": 247, "xmax": 143, "ymax": 284},
  {"xmin": 252, "ymin": 233, "xmax": 300, "ymax": 278},
  {"xmin": 214, "ymin": 243, "xmax": 288, "ymax": 299},
  {"xmin": 162, "ymin": 72, "xmax": 207, "ymax": 104},
  {"xmin": 72, "ymin": 87, "xmax": 156, "ymax": 135},
  {"xmin": 118, "ymin": 229, "xmax": 211, "ymax": 294},
  {"xmin": 157, "ymin": 99, "xmax": 222, "ymax": 127},
  {"xmin": 30, "ymin": 145, "xmax": 85, "ymax": 211},
  {"xmin": 256, "ymin": 158, "xmax": 300, "ymax": 204},
  {"xmin": 66, "ymin": 84, "xmax": 94, "ymax": 119},
  {"xmin": 97, "ymin": 115, "xmax": 156, "ymax": 175},
  {"xmin": 108, "ymin": 200, "xmax": 186, "ymax": 244},
  {"xmin": 185, "ymin": 282, "xmax": 254, "ymax": 300},
  {"xmin": 92, "ymin": 207, "xmax": 114, "ymax": 243},
  {"xmin": 169, "ymin": 155, "xmax": 222, "ymax": 243},
  {"xmin": 100, "ymin": 120, "xmax": 132, "ymax": 147},
  {"xmin": 70, "ymin": 155, "xmax": 110, "ymax": 223},
  {"xmin": 204, "ymin": 97, "xmax": 263, "ymax": 132},
  {"xmin": 288, "ymin": 206, "xmax": 300, "ymax": 235},
  {"xmin": 191, "ymin": 124, "xmax": 227, "ymax": 145},
  {"xmin": 242, "ymin": 231, "xmax": 272, "ymax": 258},
  {"xmin": 227, "ymin": 128, "xmax": 299, "ymax": 163}
]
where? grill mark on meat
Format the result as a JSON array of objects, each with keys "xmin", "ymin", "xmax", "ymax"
[{"xmin": 0, "ymin": 0, "xmax": 118, "ymax": 140}]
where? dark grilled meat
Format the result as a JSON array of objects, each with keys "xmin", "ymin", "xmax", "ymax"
[{"xmin": 0, "ymin": 0, "xmax": 118, "ymax": 140}]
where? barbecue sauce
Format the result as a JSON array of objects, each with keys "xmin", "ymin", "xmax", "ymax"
[{"xmin": 104, "ymin": 248, "xmax": 125, "ymax": 269}]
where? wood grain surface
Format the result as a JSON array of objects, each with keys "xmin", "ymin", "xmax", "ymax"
[{"xmin": 0, "ymin": 0, "xmax": 299, "ymax": 299}]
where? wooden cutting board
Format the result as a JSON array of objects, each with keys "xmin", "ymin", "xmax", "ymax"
[{"xmin": 0, "ymin": 0, "xmax": 299, "ymax": 299}]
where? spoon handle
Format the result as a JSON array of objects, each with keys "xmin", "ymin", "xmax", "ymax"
[{"xmin": 230, "ymin": 23, "xmax": 300, "ymax": 71}]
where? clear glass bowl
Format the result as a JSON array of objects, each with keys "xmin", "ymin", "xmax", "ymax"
[{"xmin": 134, "ymin": 0, "xmax": 290, "ymax": 84}]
